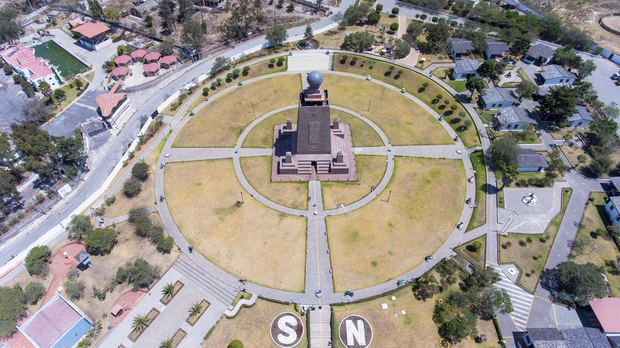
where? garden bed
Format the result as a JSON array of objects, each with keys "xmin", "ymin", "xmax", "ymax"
[
  {"xmin": 128, "ymin": 308, "xmax": 160, "ymax": 341},
  {"xmin": 187, "ymin": 300, "xmax": 210, "ymax": 325},
  {"xmin": 160, "ymin": 280, "xmax": 184, "ymax": 305}
]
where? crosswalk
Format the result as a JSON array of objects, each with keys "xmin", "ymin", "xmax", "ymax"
[{"xmin": 487, "ymin": 264, "xmax": 534, "ymax": 330}]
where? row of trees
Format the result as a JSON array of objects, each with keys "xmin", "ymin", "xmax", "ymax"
[{"xmin": 128, "ymin": 207, "xmax": 174, "ymax": 253}]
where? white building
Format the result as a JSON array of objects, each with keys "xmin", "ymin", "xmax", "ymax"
[{"xmin": 0, "ymin": 44, "xmax": 61, "ymax": 90}]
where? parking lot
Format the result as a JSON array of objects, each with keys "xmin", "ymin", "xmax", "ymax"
[
  {"xmin": 580, "ymin": 54, "xmax": 619, "ymax": 107},
  {"xmin": 0, "ymin": 73, "xmax": 30, "ymax": 133},
  {"xmin": 43, "ymin": 89, "xmax": 103, "ymax": 138}
]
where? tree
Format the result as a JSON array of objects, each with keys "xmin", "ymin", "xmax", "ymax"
[
  {"xmin": 127, "ymin": 258, "xmax": 159, "ymax": 289},
  {"xmin": 64, "ymin": 278, "xmax": 85, "ymax": 300},
  {"xmin": 0, "ymin": 6, "xmax": 21, "ymax": 44},
  {"xmin": 548, "ymin": 148, "xmax": 568, "ymax": 177},
  {"xmin": 157, "ymin": 236, "xmax": 174, "ymax": 253},
  {"xmin": 132, "ymin": 314, "xmax": 149, "ymax": 332},
  {"xmin": 490, "ymin": 136, "xmax": 518, "ymax": 173},
  {"xmin": 68, "ymin": 215, "xmax": 93, "ymax": 241},
  {"xmin": 340, "ymin": 32, "xmax": 374, "ymax": 52},
  {"xmin": 344, "ymin": 3, "xmax": 370, "ymax": 24},
  {"xmin": 123, "ymin": 177, "xmax": 142, "ymax": 197},
  {"xmin": 390, "ymin": 22, "xmax": 399, "ymax": 32},
  {"xmin": 25, "ymin": 246, "xmax": 50, "ymax": 276},
  {"xmin": 0, "ymin": 285, "xmax": 26, "ymax": 338},
  {"xmin": 539, "ymin": 86, "xmax": 578, "ymax": 126},
  {"xmin": 468, "ymin": 288, "xmax": 512, "ymax": 320},
  {"xmin": 0, "ymin": 169, "xmax": 20, "ymax": 213},
  {"xmin": 182, "ymin": 19, "xmax": 206, "ymax": 52},
  {"xmin": 600, "ymin": 103, "xmax": 619, "ymax": 119},
  {"xmin": 210, "ymin": 56, "xmax": 230, "ymax": 78},
  {"xmin": 115, "ymin": 267, "xmax": 127, "ymax": 284},
  {"xmin": 53, "ymin": 88, "xmax": 66, "ymax": 102},
  {"xmin": 552, "ymin": 45, "xmax": 582, "ymax": 70},
  {"xmin": 465, "ymin": 77, "xmax": 484, "ymax": 94},
  {"xmin": 510, "ymin": 36, "xmax": 530, "ymax": 56},
  {"xmin": 129, "ymin": 207, "xmax": 153, "ymax": 237},
  {"xmin": 422, "ymin": 22, "xmax": 450, "ymax": 53},
  {"xmin": 393, "ymin": 40, "xmax": 411, "ymax": 59},
  {"xmin": 144, "ymin": 14, "xmax": 153, "ymax": 27},
  {"xmin": 406, "ymin": 21, "xmax": 424, "ymax": 39},
  {"xmin": 161, "ymin": 283, "xmax": 175, "ymax": 298},
  {"xmin": 367, "ymin": 12, "xmax": 380, "ymax": 25},
  {"xmin": 189, "ymin": 302, "xmax": 202, "ymax": 317},
  {"xmin": 24, "ymin": 282, "xmax": 45, "ymax": 305},
  {"xmin": 87, "ymin": 0, "xmax": 104, "ymax": 20},
  {"xmin": 515, "ymin": 80, "xmax": 537, "ymax": 100},
  {"xmin": 438, "ymin": 312, "xmax": 478, "ymax": 343},
  {"xmin": 84, "ymin": 227, "xmax": 118, "ymax": 255},
  {"xmin": 104, "ymin": 6, "xmax": 121, "ymax": 21},
  {"xmin": 159, "ymin": 40, "xmax": 175, "ymax": 56},
  {"xmin": 545, "ymin": 261, "xmax": 606, "ymax": 306},
  {"xmin": 391, "ymin": 7, "xmax": 400, "ymax": 14},
  {"xmin": 286, "ymin": 3, "xmax": 294, "ymax": 12},
  {"xmin": 578, "ymin": 59, "xmax": 596, "ymax": 79},
  {"xmin": 38, "ymin": 81, "xmax": 51, "ymax": 99},
  {"xmin": 158, "ymin": 0, "xmax": 176, "ymax": 30},
  {"xmin": 265, "ymin": 25, "xmax": 287, "ymax": 47},
  {"xmin": 3, "ymin": 64, "xmax": 12, "ymax": 75},
  {"xmin": 22, "ymin": 100, "xmax": 52, "ymax": 124},
  {"xmin": 177, "ymin": 0, "xmax": 194, "ymax": 23},
  {"xmin": 412, "ymin": 274, "xmax": 438, "ymax": 301},
  {"xmin": 304, "ymin": 24, "xmax": 313, "ymax": 41},
  {"xmin": 476, "ymin": 60, "xmax": 497, "ymax": 79},
  {"xmin": 375, "ymin": 4, "xmax": 383, "ymax": 12},
  {"xmin": 132, "ymin": 161, "xmax": 150, "ymax": 181}
]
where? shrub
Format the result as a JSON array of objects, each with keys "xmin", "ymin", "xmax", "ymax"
[
  {"xmin": 157, "ymin": 236, "xmax": 174, "ymax": 253},
  {"xmin": 127, "ymin": 258, "xmax": 159, "ymax": 289},
  {"xmin": 420, "ymin": 14, "xmax": 427, "ymax": 20},
  {"xmin": 432, "ymin": 16, "xmax": 438, "ymax": 23},
  {"xmin": 202, "ymin": 87, "xmax": 209, "ymax": 96},
  {"xmin": 53, "ymin": 88, "xmax": 66, "ymax": 101},
  {"xmin": 389, "ymin": 65, "xmax": 395, "ymax": 70},
  {"xmin": 228, "ymin": 340, "xmax": 244, "ymax": 348},
  {"xmin": 242, "ymin": 66, "xmax": 250, "ymax": 75},
  {"xmin": 105, "ymin": 195, "xmax": 116, "ymax": 206},
  {"xmin": 518, "ymin": 240, "xmax": 526, "ymax": 246},
  {"xmin": 277, "ymin": 57, "xmax": 285, "ymax": 66},
  {"xmin": 391, "ymin": 7, "xmax": 399, "ymax": 14},
  {"xmin": 375, "ymin": 4, "xmax": 383, "ymax": 11},
  {"xmin": 24, "ymin": 282, "xmax": 45, "ymax": 305},
  {"xmin": 64, "ymin": 278, "xmax": 85, "ymax": 300},
  {"xmin": 436, "ymin": 94, "xmax": 443, "ymax": 99},
  {"xmin": 123, "ymin": 177, "xmax": 142, "ymax": 197},
  {"xmin": 84, "ymin": 227, "xmax": 118, "ymax": 255},
  {"xmin": 390, "ymin": 22, "xmax": 399, "ymax": 31},
  {"xmin": 232, "ymin": 68, "xmax": 240, "ymax": 78},
  {"xmin": 596, "ymin": 228, "xmax": 605, "ymax": 237},
  {"xmin": 450, "ymin": 104, "xmax": 458, "ymax": 111},
  {"xmin": 472, "ymin": 241, "xmax": 482, "ymax": 251},
  {"xmin": 526, "ymin": 237, "xmax": 532, "ymax": 243},
  {"xmin": 367, "ymin": 12, "xmax": 380, "ymax": 25},
  {"xmin": 115, "ymin": 267, "xmax": 127, "ymax": 284},
  {"xmin": 423, "ymin": 82, "xmax": 429, "ymax": 88},
  {"xmin": 25, "ymin": 246, "xmax": 50, "ymax": 276}
]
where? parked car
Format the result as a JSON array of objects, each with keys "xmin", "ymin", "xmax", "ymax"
[{"xmin": 611, "ymin": 72, "xmax": 620, "ymax": 80}]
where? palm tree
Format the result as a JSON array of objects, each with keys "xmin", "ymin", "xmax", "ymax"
[
  {"xmin": 161, "ymin": 282, "xmax": 175, "ymax": 298},
  {"xmin": 132, "ymin": 314, "xmax": 149, "ymax": 332},
  {"xmin": 189, "ymin": 302, "xmax": 202, "ymax": 317},
  {"xmin": 160, "ymin": 339, "xmax": 172, "ymax": 348}
]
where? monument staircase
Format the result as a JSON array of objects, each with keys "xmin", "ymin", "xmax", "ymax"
[
  {"xmin": 297, "ymin": 159, "xmax": 330, "ymax": 175},
  {"xmin": 173, "ymin": 254, "xmax": 239, "ymax": 306}
]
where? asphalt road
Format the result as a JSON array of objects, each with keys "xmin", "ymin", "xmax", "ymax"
[{"xmin": 0, "ymin": 2, "xmax": 354, "ymax": 268}]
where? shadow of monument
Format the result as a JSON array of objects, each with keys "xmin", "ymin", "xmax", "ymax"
[{"xmin": 273, "ymin": 131, "xmax": 297, "ymax": 157}]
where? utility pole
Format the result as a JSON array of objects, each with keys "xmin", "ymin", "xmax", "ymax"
[
  {"xmin": 367, "ymin": 99, "xmax": 371, "ymax": 112},
  {"xmin": 240, "ymin": 191, "xmax": 244, "ymax": 203}
]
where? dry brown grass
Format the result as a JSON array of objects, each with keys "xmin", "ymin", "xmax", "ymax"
[
  {"xmin": 164, "ymin": 160, "xmax": 306, "ymax": 291},
  {"xmin": 331, "ymin": 285, "xmax": 499, "ymax": 348},
  {"xmin": 326, "ymin": 157, "xmax": 466, "ymax": 291},
  {"xmin": 174, "ymin": 75, "xmax": 301, "ymax": 147},
  {"xmin": 242, "ymin": 108, "xmax": 383, "ymax": 148},
  {"xmin": 322, "ymin": 74, "xmax": 453, "ymax": 146},
  {"xmin": 321, "ymin": 155, "xmax": 387, "ymax": 210},
  {"xmin": 240, "ymin": 156, "xmax": 308, "ymax": 210},
  {"xmin": 203, "ymin": 300, "xmax": 308, "ymax": 348}
]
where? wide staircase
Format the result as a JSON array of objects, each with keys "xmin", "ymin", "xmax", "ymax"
[
  {"xmin": 173, "ymin": 254, "xmax": 238, "ymax": 306},
  {"xmin": 297, "ymin": 159, "xmax": 330, "ymax": 175},
  {"xmin": 309, "ymin": 305, "xmax": 332, "ymax": 348}
]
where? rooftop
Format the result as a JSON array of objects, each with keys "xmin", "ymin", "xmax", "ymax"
[
  {"xmin": 481, "ymin": 87, "xmax": 518, "ymax": 105},
  {"xmin": 144, "ymin": 62, "xmax": 160, "ymax": 73},
  {"xmin": 0, "ymin": 44, "xmax": 54, "ymax": 80},
  {"xmin": 72, "ymin": 21, "xmax": 110, "ymax": 39},
  {"xmin": 567, "ymin": 105, "xmax": 593, "ymax": 122},
  {"xmin": 526, "ymin": 44, "xmax": 555, "ymax": 59},
  {"xmin": 495, "ymin": 106, "xmax": 535, "ymax": 126},
  {"xmin": 96, "ymin": 80, "xmax": 127, "ymax": 117},
  {"xmin": 540, "ymin": 64, "xmax": 577, "ymax": 80},
  {"xmin": 486, "ymin": 39, "xmax": 509, "ymax": 55},
  {"xmin": 518, "ymin": 151, "xmax": 548, "ymax": 168},
  {"xmin": 590, "ymin": 297, "xmax": 620, "ymax": 333},
  {"xmin": 111, "ymin": 66, "xmax": 129, "ymax": 77},
  {"xmin": 68, "ymin": 18, "xmax": 84, "ymax": 27},
  {"xmin": 610, "ymin": 177, "xmax": 620, "ymax": 191},
  {"xmin": 130, "ymin": 49, "xmax": 147, "ymax": 58},
  {"xmin": 114, "ymin": 55, "xmax": 131, "ymax": 65},
  {"xmin": 610, "ymin": 196, "xmax": 620, "ymax": 212},
  {"xmin": 453, "ymin": 58, "xmax": 481, "ymax": 74},
  {"xmin": 160, "ymin": 55, "xmax": 177, "ymax": 65},
  {"xmin": 144, "ymin": 51, "xmax": 161, "ymax": 61},
  {"xmin": 448, "ymin": 38, "xmax": 474, "ymax": 54}
]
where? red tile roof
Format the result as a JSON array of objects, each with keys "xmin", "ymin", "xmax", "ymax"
[
  {"xmin": 0, "ymin": 45, "xmax": 53, "ymax": 80},
  {"xmin": 114, "ymin": 55, "xmax": 131, "ymax": 65},
  {"xmin": 72, "ymin": 22, "xmax": 110, "ymax": 39},
  {"xmin": 143, "ymin": 51, "xmax": 161, "ymax": 62},
  {"xmin": 111, "ymin": 66, "xmax": 129, "ymax": 77},
  {"xmin": 160, "ymin": 55, "xmax": 177, "ymax": 65},
  {"xmin": 96, "ymin": 80, "xmax": 126, "ymax": 118},
  {"xmin": 68, "ymin": 18, "xmax": 84, "ymax": 28},
  {"xmin": 130, "ymin": 49, "xmax": 147, "ymax": 59},
  {"xmin": 590, "ymin": 298, "xmax": 620, "ymax": 333},
  {"xmin": 143, "ymin": 62, "xmax": 160, "ymax": 73}
]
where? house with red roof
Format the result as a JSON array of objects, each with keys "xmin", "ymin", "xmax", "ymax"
[
  {"xmin": 0, "ymin": 44, "xmax": 61, "ymax": 91},
  {"xmin": 72, "ymin": 22, "xmax": 110, "ymax": 50},
  {"xmin": 143, "ymin": 62, "xmax": 160, "ymax": 76},
  {"xmin": 111, "ymin": 66, "xmax": 129, "ymax": 80},
  {"xmin": 96, "ymin": 80, "xmax": 129, "ymax": 125},
  {"xmin": 68, "ymin": 18, "xmax": 84, "ymax": 28},
  {"xmin": 590, "ymin": 298, "xmax": 620, "ymax": 345},
  {"xmin": 130, "ymin": 49, "xmax": 147, "ymax": 62},
  {"xmin": 143, "ymin": 51, "xmax": 161, "ymax": 63},
  {"xmin": 114, "ymin": 55, "xmax": 131, "ymax": 66},
  {"xmin": 160, "ymin": 55, "xmax": 177, "ymax": 68}
]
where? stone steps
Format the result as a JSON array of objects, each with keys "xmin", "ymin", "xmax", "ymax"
[
  {"xmin": 173, "ymin": 255, "xmax": 238, "ymax": 305},
  {"xmin": 309, "ymin": 305, "xmax": 332, "ymax": 348}
]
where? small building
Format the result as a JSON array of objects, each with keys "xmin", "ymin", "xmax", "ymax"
[
  {"xmin": 144, "ymin": 51, "xmax": 161, "ymax": 63},
  {"xmin": 536, "ymin": 64, "xmax": 577, "ymax": 86},
  {"xmin": 480, "ymin": 87, "xmax": 519, "ymax": 109},
  {"xmin": 96, "ymin": 79, "xmax": 128, "ymax": 125},
  {"xmin": 517, "ymin": 151, "xmax": 548, "ymax": 172},
  {"xmin": 74, "ymin": 250, "xmax": 91, "ymax": 270},
  {"xmin": 567, "ymin": 105, "xmax": 593, "ymax": 128},
  {"xmin": 485, "ymin": 39, "xmax": 509, "ymax": 60},
  {"xmin": 18, "ymin": 293, "xmax": 93, "ymax": 348},
  {"xmin": 523, "ymin": 44, "xmax": 555, "ymax": 65},
  {"xmin": 448, "ymin": 38, "xmax": 474, "ymax": 60},
  {"xmin": 589, "ymin": 297, "xmax": 620, "ymax": 340},
  {"xmin": 129, "ymin": 0, "xmax": 158, "ymax": 18},
  {"xmin": 160, "ymin": 55, "xmax": 177, "ymax": 69},
  {"xmin": 114, "ymin": 55, "xmax": 131, "ymax": 66},
  {"xmin": 0, "ymin": 44, "xmax": 61, "ymax": 90},
  {"xmin": 493, "ymin": 106, "xmax": 535, "ymax": 130},
  {"xmin": 606, "ymin": 196, "xmax": 620, "ymax": 225},
  {"xmin": 111, "ymin": 66, "xmax": 129, "ymax": 80},
  {"xmin": 143, "ymin": 62, "xmax": 160, "ymax": 76},
  {"xmin": 513, "ymin": 328, "xmax": 611, "ymax": 348},
  {"xmin": 383, "ymin": 42, "xmax": 394, "ymax": 56},
  {"xmin": 72, "ymin": 21, "xmax": 110, "ymax": 50},
  {"xmin": 451, "ymin": 58, "xmax": 481, "ymax": 80},
  {"xmin": 130, "ymin": 49, "xmax": 147, "ymax": 62},
  {"xmin": 610, "ymin": 177, "xmax": 620, "ymax": 196},
  {"xmin": 68, "ymin": 18, "xmax": 84, "ymax": 29}
]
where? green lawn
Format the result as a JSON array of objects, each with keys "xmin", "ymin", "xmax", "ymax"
[
  {"xmin": 33, "ymin": 40, "xmax": 88, "ymax": 79},
  {"xmin": 431, "ymin": 68, "xmax": 467, "ymax": 92},
  {"xmin": 467, "ymin": 150, "xmax": 486, "ymax": 231},
  {"xmin": 455, "ymin": 235, "xmax": 486, "ymax": 269},
  {"xmin": 517, "ymin": 68, "xmax": 532, "ymax": 84},
  {"xmin": 333, "ymin": 54, "xmax": 480, "ymax": 148},
  {"xmin": 494, "ymin": 130, "xmax": 541, "ymax": 144},
  {"xmin": 478, "ymin": 109, "xmax": 498, "ymax": 124},
  {"xmin": 499, "ymin": 188, "xmax": 572, "ymax": 292}
]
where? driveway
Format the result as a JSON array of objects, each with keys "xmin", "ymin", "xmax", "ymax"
[{"xmin": 0, "ymin": 73, "xmax": 30, "ymax": 132}]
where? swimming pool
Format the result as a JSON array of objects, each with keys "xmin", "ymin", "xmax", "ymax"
[{"xmin": 32, "ymin": 40, "xmax": 89, "ymax": 79}]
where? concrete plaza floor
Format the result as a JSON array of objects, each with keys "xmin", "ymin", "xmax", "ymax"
[{"xmin": 287, "ymin": 51, "xmax": 331, "ymax": 72}]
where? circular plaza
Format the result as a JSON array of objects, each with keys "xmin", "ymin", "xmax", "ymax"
[{"xmin": 156, "ymin": 56, "xmax": 476, "ymax": 300}]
